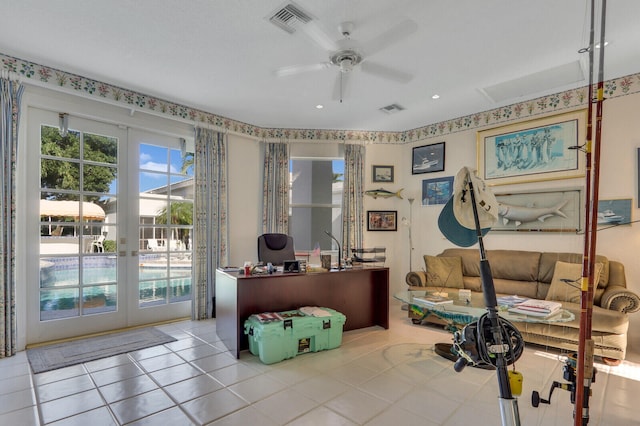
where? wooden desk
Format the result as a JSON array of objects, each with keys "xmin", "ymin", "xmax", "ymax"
[{"xmin": 215, "ymin": 267, "xmax": 389, "ymax": 358}]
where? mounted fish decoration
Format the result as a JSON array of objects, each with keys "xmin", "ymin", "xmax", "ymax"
[
  {"xmin": 498, "ymin": 200, "xmax": 568, "ymax": 227},
  {"xmin": 365, "ymin": 188, "xmax": 404, "ymax": 199}
]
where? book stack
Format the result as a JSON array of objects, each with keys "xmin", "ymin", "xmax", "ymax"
[
  {"xmin": 413, "ymin": 294, "xmax": 454, "ymax": 306},
  {"xmin": 507, "ymin": 299, "xmax": 562, "ymax": 317}
]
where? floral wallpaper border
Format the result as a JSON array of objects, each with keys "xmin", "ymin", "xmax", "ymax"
[{"xmin": 2, "ymin": 52, "xmax": 640, "ymax": 144}]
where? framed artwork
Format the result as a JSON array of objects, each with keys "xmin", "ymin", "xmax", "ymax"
[
  {"xmin": 597, "ymin": 199, "xmax": 632, "ymax": 227},
  {"xmin": 372, "ymin": 165, "xmax": 394, "ymax": 183},
  {"xmin": 477, "ymin": 110, "xmax": 586, "ymax": 186},
  {"xmin": 412, "ymin": 142, "xmax": 445, "ymax": 174},
  {"xmin": 492, "ymin": 187, "xmax": 583, "ymax": 232},
  {"xmin": 367, "ymin": 210, "xmax": 397, "ymax": 231},
  {"xmin": 421, "ymin": 176, "xmax": 454, "ymax": 206}
]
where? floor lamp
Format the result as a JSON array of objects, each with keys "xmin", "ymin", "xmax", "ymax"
[{"xmin": 402, "ymin": 197, "xmax": 415, "ymax": 272}]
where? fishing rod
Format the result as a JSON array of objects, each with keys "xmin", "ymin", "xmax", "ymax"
[{"xmin": 574, "ymin": 0, "xmax": 606, "ymax": 424}]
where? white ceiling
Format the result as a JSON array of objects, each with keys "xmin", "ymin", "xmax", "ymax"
[{"xmin": 2, "ymin": 0, "xmax": 639, "ymax": 132}]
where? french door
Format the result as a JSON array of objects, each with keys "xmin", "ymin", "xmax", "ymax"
[{"xmin": 26, "ymin": 109, "xmax": 192, "ymax": 343}]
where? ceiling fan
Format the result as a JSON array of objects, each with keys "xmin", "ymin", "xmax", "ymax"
[{"xmin": 272, "ymin": 7, "xmax": 418, "ymax": 102}]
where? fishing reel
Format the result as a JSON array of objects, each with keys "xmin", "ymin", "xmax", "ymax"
[
  {"xmin": 531, "ymin": 353, "xmax": 596, "ymax": 407},
  {"xmin": 452, "ymin": 313, "xmax": 525, "ymax": 372}
]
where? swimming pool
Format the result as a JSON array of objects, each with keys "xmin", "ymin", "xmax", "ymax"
[{"xmin": 39, "ymin": 261, "xmax": 192, "ymax": 321}]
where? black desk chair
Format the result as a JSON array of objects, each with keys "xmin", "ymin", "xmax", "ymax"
[{"xmin": 257, "ymin": 233, "xmax": 295, "ymax": 265}]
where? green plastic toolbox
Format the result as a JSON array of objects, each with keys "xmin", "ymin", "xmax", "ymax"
[{"xmin": 244, "ymin": 307, "xmax": 346, "ymax": 364}]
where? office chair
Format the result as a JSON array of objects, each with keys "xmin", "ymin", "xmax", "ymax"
[{"xmin": 257, "ymin": 233, "xmax": 295, "ymax": 265}]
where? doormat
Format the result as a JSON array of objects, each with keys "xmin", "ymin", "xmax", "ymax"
[{"xmin": 27, "ymin": 327, "xmax": 177, "ymax": 374}]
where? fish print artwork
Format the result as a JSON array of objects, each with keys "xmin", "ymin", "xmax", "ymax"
[{"xmin": 498, "ymin": 200, "xmax": 568, "ymax": 227}]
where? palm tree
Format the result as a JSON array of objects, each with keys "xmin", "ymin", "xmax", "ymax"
[{"xmin": 155, "ymin": 201, "xmax": 193, "ymax": 245}]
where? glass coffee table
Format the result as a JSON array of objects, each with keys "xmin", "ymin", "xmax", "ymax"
[
  {"xmin": 395, "ymin": 290, "xmax": 574, "ymax": 330},
  {"xmin": 395, "ymin": 290, "xmax": 575, "ymax": 365}
]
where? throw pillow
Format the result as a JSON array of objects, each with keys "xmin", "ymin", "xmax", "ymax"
[
  {"xmin": 546, "ymin": 261, "xmax": 603, "ymax": 304},
  {"xmin": 423, "ymin": 255, "xmax": 464, "ymax": 289}
]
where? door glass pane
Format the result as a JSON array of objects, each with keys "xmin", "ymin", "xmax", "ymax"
[
  {"xmin": 138, "ymin": 143, "xmax": 193, "ymax": 308},
  {"xmin": 39, "ymin": 124, "xmax": 118, "ymax": 321}
]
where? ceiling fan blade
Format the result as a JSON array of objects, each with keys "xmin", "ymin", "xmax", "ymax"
[
  {"xmin": 361, "ymin": 19, "xmax": 418, "ymax": 57},
  {"xmin": 332, "ymin": 72, "xmax": 351, "ymax": 103},
  {"xmin": 275, "ymin": 62, "xmax": 331, "ymax": 77},
  {"xmin": 296, "ymin": 20, "xmax": 340, "ymax": 52},
  {"xmin": 361, "ymin": 61, "xmax": 413, "ymax": 83}
]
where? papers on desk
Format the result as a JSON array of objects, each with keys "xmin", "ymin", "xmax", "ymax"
[
  {"xmin": 413, "ymin": 295, "xmax": 454, "ymax": 306},
  {"xmin": 507, "ymin": 299, "xmax": 562, "ymax": 317}
]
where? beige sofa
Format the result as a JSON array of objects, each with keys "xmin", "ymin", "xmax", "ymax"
[{"xmin": 405, "ymin": 248, "xmax": 640, "ymax": 360}]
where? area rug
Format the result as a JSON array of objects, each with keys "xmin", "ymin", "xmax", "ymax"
[{"xmin": 27, "ymin": 327, "xmax": 177, "ymax": 374}]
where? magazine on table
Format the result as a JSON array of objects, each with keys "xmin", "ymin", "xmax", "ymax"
[
  {"xmin": 507, "ymin": 299, "xmax": 562, "ymax": 317},
  {"xmin": 496, "ymin": 295, "xmax": 529, "ymax": 307}
]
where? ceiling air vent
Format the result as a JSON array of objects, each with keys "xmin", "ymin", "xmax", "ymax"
[
  {"xmin": 380, "ymin": 104, "xmax": 405, "ymax": 114},
  {"xmin": 268, "ymin": 2, "xmax": 313, "ymax": 34}
]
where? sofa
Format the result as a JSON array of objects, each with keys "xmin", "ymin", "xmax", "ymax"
[{"xmin": 405, "ymin": 248, "xmax": 640, "ymax": 361}]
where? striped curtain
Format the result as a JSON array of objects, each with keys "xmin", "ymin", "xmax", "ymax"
[
  {"xmin": 0, "ymin": 74, "xmax": 24, "ymax": 358},
  {"xmin": 262, "ymin": 142, "xmax": 290, "ymax": 233},
  {"xmin": 193, "ymin": 128, "xmax": 228, "ymax": 320},
  {"xmin": 341, "ymin": 144, "xmax": 365, "ymax": 261}
]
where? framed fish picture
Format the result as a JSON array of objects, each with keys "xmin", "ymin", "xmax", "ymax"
[
  {"xmin": 477, "ymin": 110, "xmax": 587, "ymax": 186},
  {"xmin": 367, "ymin": 210, "xmax": 397, "ymax": 231},
  {"xmin": 492, "ymin": 187, "xmax": 583, "ymax": 232}
]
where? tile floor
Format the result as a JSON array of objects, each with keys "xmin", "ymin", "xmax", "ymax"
[{"xmin": 2, "ymin": 299, "xmax": 640, "ymax": 425}]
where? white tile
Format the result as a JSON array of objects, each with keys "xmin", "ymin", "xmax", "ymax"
[
  {"xmin": 36, "ymin": 373, "xmax": 95, "ymax": 402},
  {"xmin": 98, "ymin": 374, "xmax": 158, "ymax": 403},
  {"xmin": 127, "ymin": 406, "xmax": 196, "ymax": 426},
  {"xmin": 209, "ymin": 362, "xmax": 261, "ymax": 386},
  {"xmin": 175, "ymin": 343, "xmax": 222, "ymax": 362},
  {"xmin": 90, "ymin": 362, "xmax": 144, "ymax": 387},
  {"xmin": 252, "ymin": 388, "xmax": 318, "ymax": 424},
  {"xmin": 358, "ymin": 369, "xmax": 413, "ymax": 403},
  {"xmin": 109, "ymin": 389, "xmax": 175, "ymax": 424},
  {"xmin": 0, "ymin": 405, "xmax": 39, "ymax": 426},
  {"xmin": 325, "ymin": 388, "xmax": 390, "ymax": 424},
  {"xmin": 0, "ymin": 387, "xmax": 35, "ymax": 415},
  {"xmin": 47, "ymin": 406, "xmax": 118, "ymax": 426},
  {"xmin": 163, "ymin": 374, "xmax": 224, "ymax": 403},
  {"xmin": 290, "ymin": 374, "xmax": 351, "ymax": 403},
  {"xmin": 84, "ymin": 353, "xmax": 133, "ymax": 372},
  {"xmin": 366, "ymin": 405, "xmax": 439, "ymax": 426},
  {"xmin": 180, "ymin": 388, "xmax": 248, "ymax": 424},
  {"xmin": 148, "ymin": 362, "xmax": 201, "ymax": 386},
  {"xmin": 287, "ymin": 406, "xmax": 357, "ymax": 426},
  {"xmin": 33, "ymin": 364, "xmax": 87, "ymax": 386},
  {"xmin": 129, "ymin": 344, "xmax": 172, "ymax": 361},
  {"xmin": 137, "ymin": 352, "xmax": 185, "ymax": 373},
  {"xmin": 395, "ymin": 386, "xmax": 460, "ymax": 424},
  {"xmin": 0, "ymin": 373, "xmax": 32, "ymax": 396},
  {"xmin": 208, "ymin": 405, "xmax": 278, "ymax": 426},
  {"xmin": 228, "ymin": 373, "xmax": 289, "ymax": 403},
  {"xmin": 191, "ymin": 352, "xmax": 238, "ymax": 373},
  {"xmin": 40, "ymin": 388, "xmax": 104, "ymax": 424}
]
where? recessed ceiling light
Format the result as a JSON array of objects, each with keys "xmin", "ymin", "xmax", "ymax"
[
  {"xmin": 316, "ymin": 104, "xmax": 324, "ymax": 109},
  {"xmin": 432, "ymin": 94, "xmax": 440, "ymax": 99}
]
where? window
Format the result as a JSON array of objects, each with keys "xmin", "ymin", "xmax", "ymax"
[{"xmin": 289, "ymin": 158, "xmax": 343, "ymax": 251}]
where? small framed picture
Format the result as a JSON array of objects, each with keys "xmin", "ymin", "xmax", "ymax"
[
  {"xmin": 372, "ymin": 165, "xmax": 394, "ymax": 183},
  {"xmin": 367, "ymin": 210, "xmax": 397, "ymax": 231},
  {"xmin": 422, "ymin": 176, "xmax": 454, "ymax": 206},
  {"xmin": 412, "ymin": 142, "xmax": 445, "ymax": 174}
]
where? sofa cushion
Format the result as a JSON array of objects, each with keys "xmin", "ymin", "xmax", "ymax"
[
  {"xmin": 539, "ymin": 252, "xmax": 609, "ymax": 288},
  {"xmin": 423, "ymin": 255, "xmax": 464, "ymax": 288},
  {"xmin": 546, "ymin": 261, "xmax": 603, "ymax": 303}
]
